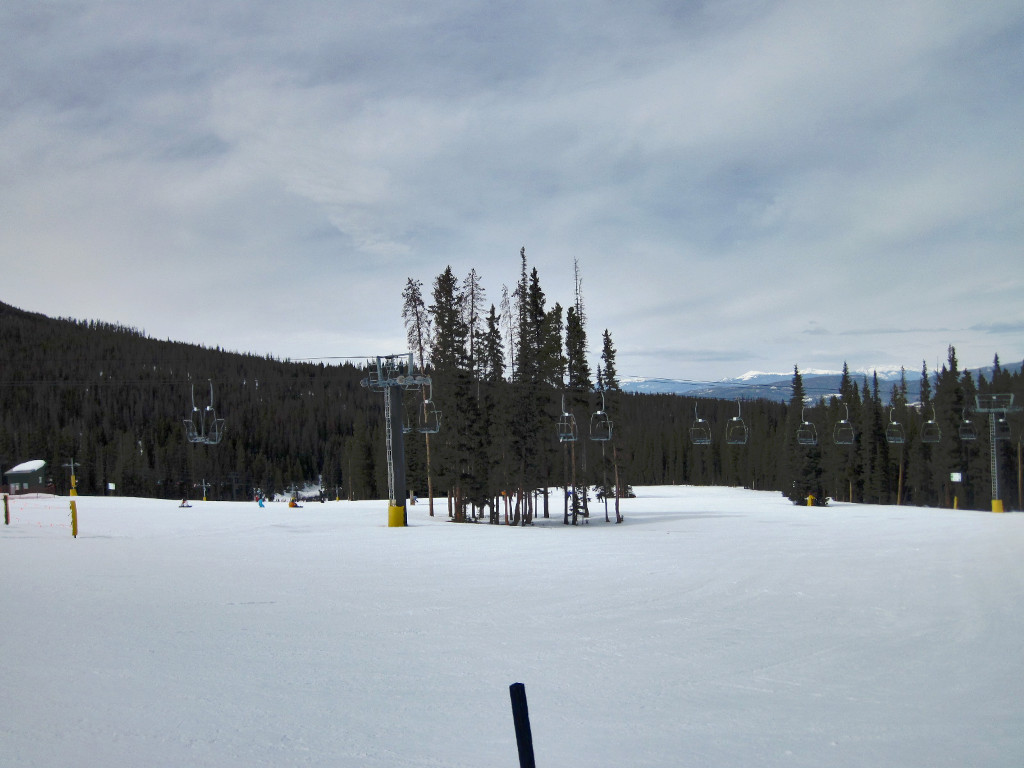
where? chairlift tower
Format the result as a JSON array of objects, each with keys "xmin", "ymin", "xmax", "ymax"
[
  {"xmin": 975, "ymin": 394, "xmax": 1021, "ymax": 513},
  {"xmin": 360, "ymin": 354, "xmax": 432, "ymax": 527},
  {"xmin": 62, "ymin": 457, "xmax": 81, "ymax": 497}
]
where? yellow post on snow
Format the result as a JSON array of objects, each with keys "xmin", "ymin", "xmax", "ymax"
[
  {"xmin": 992, "ymin": 500, "xmax": 1005, "ymax": 513},
  {"xmin": 70, "ymin": 500, "xmax": 78, "ymax": 538},
  {"xmin": 70, "ymin": 474, "xmax": 78, "ymax": 497},
  {"xmin": 806, "ymin": 494, "xmax": 815, "ymax": 507},
  {"xmin": 953, "ymin": 496, "xmax": 958, "ymax": 510},
  {"xmin": 388, "ymin": 504, "xmax": 407, "ymax": 527}
]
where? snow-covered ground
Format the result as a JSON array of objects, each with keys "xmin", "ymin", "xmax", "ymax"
[{"xmin": 2, "ymin": 487, "xmax": 1022, "ymax": 768}]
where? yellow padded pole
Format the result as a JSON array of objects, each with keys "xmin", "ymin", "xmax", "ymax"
[{"xmin": 388, "ymin": 505, "xmax": 407, "ymax": 527}]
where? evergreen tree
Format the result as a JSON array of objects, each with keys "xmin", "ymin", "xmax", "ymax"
[
  {"xmin": 480, "ymin": 305, "xmax": 505, "ymax": 385},
  {"xmin": 934, "ymin": 346, "xmax": 966, "ymax": 507},
  {"xmin": 508, "ymin": 250, "xmax": 553, "ymax": 523},
  {"xmin": 565, "ymin": 306, "xmax": 591, "ymax": 392},
  {"xmin": 429, "ymin": 266, "xmax": 480, "ymax": 521},
  {"xmin": 906, "ymin": 361, "xmax": 935, "ymax": 506},
  {"xmin": 600, "ymin": 328, "xmax": 625, "ymax": 522},
  {"xmin": 601, "ymin": 329, "xmax": 618, "ymax": 389},
  {"xmin": 563, "ymin": 303, "xmax": 591, "ymax": 523},
  {"xmin": 861, "ymin": 372, "xmax": 891, "ymax": 504},
  {"xmin": 479, "ymin": 304, "xmax": 509, "ymax": 522},
  {"xmin": 784, "ymin": 366, "xmax": 826, "ymax": 505}
]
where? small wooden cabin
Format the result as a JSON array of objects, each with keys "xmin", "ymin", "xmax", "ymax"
[{"xmin": 4, "ymin": 459, "xmax": 50, "ymax": 494}]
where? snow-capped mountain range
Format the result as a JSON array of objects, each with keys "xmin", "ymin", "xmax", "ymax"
[{"xmin": 621, "ymin": 362, "xmax": 1021, "ymax": 403}]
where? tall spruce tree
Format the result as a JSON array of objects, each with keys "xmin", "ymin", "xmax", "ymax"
[
  {"xmin": 907, "ymin": 361, "xmax": 935, "ymax": 506},
  {"xmin": 861, "ymin": 372, "xmax": 891, "ymax": 504},
  {"xmin": 479, "ymin": 304, "xmax": 509, "ymax": 522},
  {"xmin": 784, "ymin": 366, "xmax": 826, "ymax": 505},
  {"xmin": 600, "ymin": 328, "xmax": 624, "ymax": 522},
  {"xmin": 509, "ymin": 249, "xmax": 539, "ymax": 523},
  {"xmin": 429, "ymin": 266, "xmax": 479, "ymax": 521},
  {"xmin": 564, "ymin": 303, "xmax": 591, "ymax": 523},
  {"xmin": 935, "ymin": 345, "xmax": 967, "ymax": 508}
]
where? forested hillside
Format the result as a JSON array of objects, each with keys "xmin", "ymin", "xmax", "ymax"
[
  {"xmin": 0, "ymin": 301, "xmax": 374, "ymax": 501},
  {"xmin": 1, "ymin": 297, "xmax": 1021, "ymax": 513}
]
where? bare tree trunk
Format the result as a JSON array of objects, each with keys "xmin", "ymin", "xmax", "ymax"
[
  {"xmin": 896, "ymin": 446, "xmax": 904, "ymax": 506},
  {"xmin": 602, "ymin": 443, "xmax": 609, "ymax": 523},
  {"xmin": 613, "ymin": 444, "xmax": 622, "ymax": 524},
  {"xmin": 570, "ymin": 441, "xmax": 578, "ymax": 525},
  {"xmin": 563, "ymin": 444, "xmax": 569, "ymax": 525},
  {"xmin": 426, "ymin": 432, "xmax": 434, "ymax": 517},
  {"xmin": 512, "ymin": 488, "xmax": 521, "ymax": 526}
]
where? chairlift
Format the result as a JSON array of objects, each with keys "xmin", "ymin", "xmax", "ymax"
[
  {"xmin": 885, "ymin": 408, "xmax": 905, "ymax": 445},
  {"xmin": 183, "ymin": 380, "xmax": 226, "ymax": 445},
  {"xmin": 417, "ymin": 383, "xmax": 442, "ymax": 435},
  {"xmin": 402, "ymin": 400, "xmax": 415, "ymax": 434},
  {"xmin": 725, "ymin": 400, "xmax": 748, "ymax": 445},
  {"xmin": 689, "ymin": 404, "xmax": 712, "ymax": 446},
  {"xmin": 557, "ymin": 394, "xmax": 578, "ymax": 442},
  {"xmin": 920, "ymin": 406, "xmax": 941, "ymax": 444},
  {"xmin": 995, "ymin": 414, "xmax": 1012, "ymax": 441},
  {"xmin": 958, "ymin": 409, "xmax": 977, "ymax": 441},
  {"xmin": 796, "ymin": 408, "xmax": 818, "ymax": 446},
  {"xmin": 590, "ymin": 391, "xmax": 613, "ymax": 442},
  {"xmin": 833, "ymin": 404, "xmax": 855, "ymax": 445}
]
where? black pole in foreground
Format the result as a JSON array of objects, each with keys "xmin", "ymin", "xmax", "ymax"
[{"xmin": 509, "ymin": 682, "xmax": 536, "ymax": 768}]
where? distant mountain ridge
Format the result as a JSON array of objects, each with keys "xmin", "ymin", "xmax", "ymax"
[{"xmin": 622, "ymin": 361, "xmax": 1024, "ymax": 403}]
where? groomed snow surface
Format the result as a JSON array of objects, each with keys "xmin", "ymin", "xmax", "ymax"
[{"xmin": 2, "ymin": 487, "xmax": 1022, "ymax": 768}]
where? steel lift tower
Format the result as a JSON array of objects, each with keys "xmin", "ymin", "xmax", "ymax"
[
  {"xmin": 360, "ymin": 354, "xmax": 432, "ymax": 527},
  {"xmin": 974, "ymin": 393, "xmax": 1020, "ymax": 512}
]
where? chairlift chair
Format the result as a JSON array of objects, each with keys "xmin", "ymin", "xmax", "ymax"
[
  {"xmin": 183, "ymin": 380, "xmax": 226, "ymax": 446},
  {"xmin": 995, "ymin": 415, "xmax": 1012, "ymax": 441},
  {"xmin": 885, "ymin": 408, "xmax": 905, "ymax": 445},
  {"xmin": 417, "ymin": 383, "xmax": 442, "ymax": 434},
  {"xmin": 689, "ymin": 405, "xmax": 712, "ymax": 446},
  {"xmin": 590, "ymin": 391, "xmax": 613, "ymax": 442},
  {"xmin": 725, "ymin": 400, "xmax": 748, "ymax": 445},
  {"xmin": 205, "ymin": 415, "xmax": 226, "ymax": 445},
  {"xmin": 958, "ymin": 409, "xmax": 977, "ymax": 441},
  {"xmin": 796, "ymin": 408, "xmax": 818, "ymax": 446},
  {"xmin": 833, "ymin": 404, "xmax": 855, "ymax": 445},
  {"xmin": 920, "ymin": 406, "xmax": 941, "ymax": 444},
  {"xmin": 557, "ymin": 394, "xmax": 578, "ymax": 443}
]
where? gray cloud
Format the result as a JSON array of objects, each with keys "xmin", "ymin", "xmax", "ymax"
[{"xmin": 2, "ymin": 0, "xmax": 1022, "ymax": 379}]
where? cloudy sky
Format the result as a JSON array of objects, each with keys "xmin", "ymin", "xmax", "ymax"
[{"xmin": 3, "ymin": 0, "xmax": 1022, "ymax": 381}]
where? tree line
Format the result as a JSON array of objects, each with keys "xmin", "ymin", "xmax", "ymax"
[
  {"xmin": 784, "ymin": 350, "xmax": 1023, "ymax": 511},
  {"xmin": 1, "ymin": 294, "xmax": 1021, "ymax": 513}
]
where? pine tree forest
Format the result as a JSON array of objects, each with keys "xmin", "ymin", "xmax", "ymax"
[{"xmin": 2, "ymin": 268, "xmax": 1022, "ymax": 517}]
